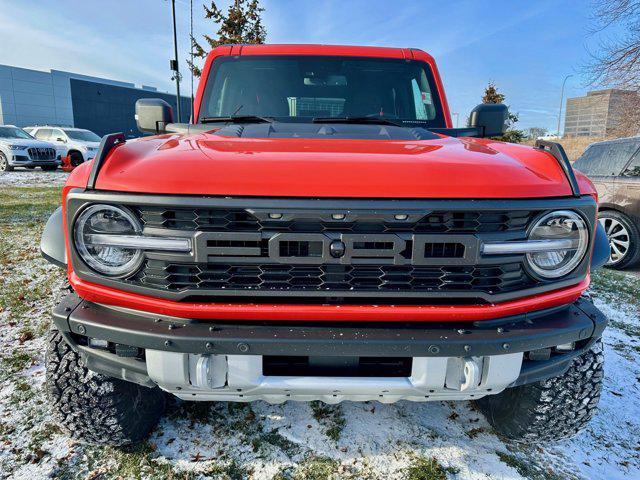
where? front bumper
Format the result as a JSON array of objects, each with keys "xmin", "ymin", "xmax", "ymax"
[
  {"xmin": 52, "ymin": 293, "xmax": 607, "ymax": 402},
  {"xmin": 9, "ymin": 153, "xmax": 59, "ymax": 167}
]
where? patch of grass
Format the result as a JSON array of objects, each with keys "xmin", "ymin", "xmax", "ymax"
[
  {"xmin": 310, "ymin": 401, "xmax": 346, "ymax": 442},
  {"xmin": 203, "ymin": 459, "xmax": 249, "ymax": 480},
  {"xmin": 609, "ymin": 319, "xmax": 640, "ymax": 339},
  {"xmin": 465, "ymin": 427, "xmax": 485, "ymax": 439},
  {"xmin": 291, "ymin": 456, "xmax": 340, "ymax": 480},
  {"xmin": 496, "ymin": 451, "xmax": 566, "ymax": 480},
  {"xmin": 25, "ymin": 422, "xmax": 63, "ymax": 459},
  {"xmin": 0, "ymin": 187, "xmax": 61, "ymax": 226},
  {"xmin": 102, "ymin": 442, "xmax": 203, "ymax": 479},
  {"xmin": 591, "ymin": 268, "xmax": 640, "ymax": 309},
  {"xmin": 404, "ymin": 455, "xmax": 459, "ymax": 480},
  {"xmin": 0, "ymin": 350, "xmax": 34, "ymax": 381},
  {"xmin": 9, "ymin": 378, "xmax": 36, "ymax": 405},
  {"xmin": 252, "ymin": 429, "xmax": 300, "ymax": 457},
  {"xmin": 0, "ymin": 276, "xmax": 56, "ymax": 319}
]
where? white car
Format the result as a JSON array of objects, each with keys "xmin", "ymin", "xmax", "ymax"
[
  {"xmin": 25, "ymin": 126, "xmax": 101, "ymax": 167},
  {"xmin": 0, "ymin": 125, "xmax": 59, "ymax": 172},
  {"xmin": 537, "ymin": 134, "xmax": 560, "ymax": 141}
]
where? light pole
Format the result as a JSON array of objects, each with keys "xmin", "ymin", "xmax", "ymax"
[
  {"xmin": 170, "ymin": 0, "xmax": 181, "ymax": 123},
  {"xmin": 452, "ymin": 112, "xmax": 459, "ymax": 128},
  {"xmin": 556, "ymin": 74, "xmax": 573, "ymax": 137}
]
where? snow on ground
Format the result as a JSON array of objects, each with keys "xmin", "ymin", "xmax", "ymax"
[
  {"xmin": 0, "ymin": 169, "xmax": 68, "ymax": 187},
  {"xmin": 0, "ymin": 183, "xmax": 638, "ymax": 479}
]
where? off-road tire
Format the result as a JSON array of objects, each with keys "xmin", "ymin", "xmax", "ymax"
[
  {"xmin": 0, "ymin": 152, "xmax": 13, "ymax": 172},
  {"xmin": 69, "ymin": 150, "xmax": 84, "ymax": 167},
  {"xmin": 45, "ymin": 330, "xmax": 166, "ymax": 446},
  {"xmin": 41, "ymin": 165, "xmax": 57, "ymax": 171},
  {"xmin": 475, "ymin": 339, "xmax": 604, "ymax": 442},
  {"xmin": 599, "ymin": 210, "xmax": 640, "ymax": 270}
]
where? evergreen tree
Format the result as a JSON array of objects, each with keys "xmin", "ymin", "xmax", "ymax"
[
  {"xmin": 481, "ymin": 81, "xmax": 524, "ymax": 143},
  {"xmin": 188, "ymin": 0, "xmax": 266, "ymax": 77}
]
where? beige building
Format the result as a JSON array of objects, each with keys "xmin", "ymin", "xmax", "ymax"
[{"xmin": 563, "ymin": 89, "xmax": 639, "ymax": 137}]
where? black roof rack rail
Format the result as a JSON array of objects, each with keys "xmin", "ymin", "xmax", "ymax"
[
  {"xmin": 534, "ymin": 139, "xmax": 581, "ymax": 198},
  {"xmin": 86, "ymin": 132, "xmax": 125, "ymax": 190}
]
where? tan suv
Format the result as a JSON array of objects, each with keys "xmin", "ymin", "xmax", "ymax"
[{"xmin": 573, "ymin": 136, "xmax": 640, "ymax": 269}]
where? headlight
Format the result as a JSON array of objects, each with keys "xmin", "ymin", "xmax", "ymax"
[
  {"xmin": 74, "ymin": 204, "xmax": 143, "ymax": 277},
  {"xmin": 7, "ymin": 145, "xmax": 25, "ymax": 150},
  {"xmin": 526, "ymin": 210, "xmax": 589, "ymax": 279}
]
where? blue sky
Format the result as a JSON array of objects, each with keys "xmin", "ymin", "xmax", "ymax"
[{"xmin": 0, "ymin": 0, "xmax": 618, "ymax": 131}]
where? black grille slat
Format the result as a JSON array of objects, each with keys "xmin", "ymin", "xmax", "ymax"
[
  {"xmin": 27, "ymin": 147, "xmax": 56, "ymax": 161},
  {"xmin": 129, "ymin": 204, "xmax": 544, "ymax": 301},
  {"xmin": 138, "ymin": 261, "xmax": 532, "ymax": 294},
  {"xmin": 139, "ymin": 207, "xmax": 536, "ymax": 234}
]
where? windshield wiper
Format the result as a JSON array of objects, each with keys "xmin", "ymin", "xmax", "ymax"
[
  {"xmin": 312, "ymin": 116, "xmax": 404, "ymax": 127},
  {"xmin": 200, "ymin": 115, "xmax": 275, "ymax": 124}
]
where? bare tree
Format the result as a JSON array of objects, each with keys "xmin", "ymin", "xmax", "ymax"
[
  {"xmin": 525, "ymin": 127, "xmax": 548, "ymax": 139},
  {"xmin": 586, "ymin": 1, "xmax": 640, "ymax": 136},
  {"xmin": 588, "ymin": 0, "xmax": 640, "ymax": 89}
]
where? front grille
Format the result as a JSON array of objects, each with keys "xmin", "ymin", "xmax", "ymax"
[
  {"xmin": 126, "ymin": 204, "xmax": 544, "ymax": 302},
  {"xmin": 27, "ymin": 147, "xmax": 56, "ymax": 161},
  {"xmin": 137, "ymin": 260, "xmax": 531, "ymax": 295},
  {"xmin": 67, "ymin": 193, "xmax": 597, "ymax": 304},
  {"xmin": 138, "ymin": 207, "xmax": 534, "ymax": 233}
]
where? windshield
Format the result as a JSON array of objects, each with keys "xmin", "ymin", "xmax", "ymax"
[
  {"xmin": 199, "ymin": 56, "xmax": 445, "ymax": 127},
  {"xmin": 65, "ymin": 129, "xmax": 101, "ymax": 141},
  {"xmin": 0, "ymin": 127, "xmax": 33, "ymax": 139}
]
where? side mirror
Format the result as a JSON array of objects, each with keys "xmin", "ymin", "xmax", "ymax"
[
  {"xmin": 135, "ymin": 98, "xmax": 174, "ymax": 134},
  {"xmin": 468, "ymin": 103, "xmax": 508, "ymax": 138},
  {"xmin": 56, "ymin": 137, "xmax": 66, "ymax": 143}
]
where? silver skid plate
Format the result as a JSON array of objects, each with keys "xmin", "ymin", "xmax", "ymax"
[{"xmin": 146, "ymin": 351, "xmax": 523, "ymax": 403}]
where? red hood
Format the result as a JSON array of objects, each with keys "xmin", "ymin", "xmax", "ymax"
[{"xmin": 89, "ymin": 132, "xmax": 591, "ymax": 198}]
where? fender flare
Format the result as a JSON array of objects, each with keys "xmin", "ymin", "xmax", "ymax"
[
  {"xmin": 591, "ymin": 221, "xmax": 610, "ymax": 270},
  {"xmin": 41, "ymin": 207, "xmax": 66, "ymax": 268}
]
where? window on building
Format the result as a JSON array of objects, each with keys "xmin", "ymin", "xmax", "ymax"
[{"xmin": 574, "ymin": 141, "xmax": 640, "ymax": 176}]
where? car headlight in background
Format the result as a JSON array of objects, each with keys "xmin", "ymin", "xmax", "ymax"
[
  {"xmin": 525, "ymin": 210, "xmax": 589, "ymax": 279},
  {"xmin": 7, "ymin": 145, "xmax": 26, "ymax": 150},
  {"xmin": 73, "ymin": 204, "xmax": 191, "ymax": 277}
]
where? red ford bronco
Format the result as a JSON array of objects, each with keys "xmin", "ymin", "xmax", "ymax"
[{"xmin": 41, "ymin": 44, "xmax": 610, "ymax": 446}]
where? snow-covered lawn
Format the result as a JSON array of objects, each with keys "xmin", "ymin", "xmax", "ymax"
[
  {"xmin": 0, "ymin": 169, "xmax": 68, "ymax": 187},
  {"xmin": 0, "ymin": 186, "xmax": 638, "ymax": 479}
]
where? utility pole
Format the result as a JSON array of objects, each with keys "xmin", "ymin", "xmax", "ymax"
[
  {"xmin": 170, "ymin": 0, "xmax": 181, "ymax": 123},
  {"xmin": 556, "ymin": 74, "xmax": 573, "ymax": 138},
  {"xmin": 190, "ymin": 0, "xmax": 194, "ymax": 121}
]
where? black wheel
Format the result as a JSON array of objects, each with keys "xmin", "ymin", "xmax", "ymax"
[
  {"xmin": 41, "ymin": 165, "xmax": 57, "ymax": 171},
  {"xmin": 598, "ymin": 210, "xmax": 640, "ymax": 269},
  {"xmin": 475, "ymin": 339, "xmax": 603, "ymax": 442},
  {"xmin": 69, "ymin": 151, "xmax": 84, "ymax": 167},
  {"xmin": 0, "ymin": 152, "xmax": 13, "ymax": 172},
  {"xmin": 46, "ymin": 330, "xmax": 165, "ymax": 446}
]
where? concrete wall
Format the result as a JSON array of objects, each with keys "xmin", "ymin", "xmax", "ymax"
[
  {"xmin": 70, "ymin": 79, "xmax": 191, "ymax": 137},
  {"xmin": 0, "ymin": 64, "xmax": 183, "ymax": 138},
  {"xmin": 564, "ymin": 89, "xmax": 639, "ymax": 137}
]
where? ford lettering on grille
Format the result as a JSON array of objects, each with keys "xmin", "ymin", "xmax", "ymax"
[{"xmin": 192, "ymin": 232, "xmax": 479, "ymax": 266}]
